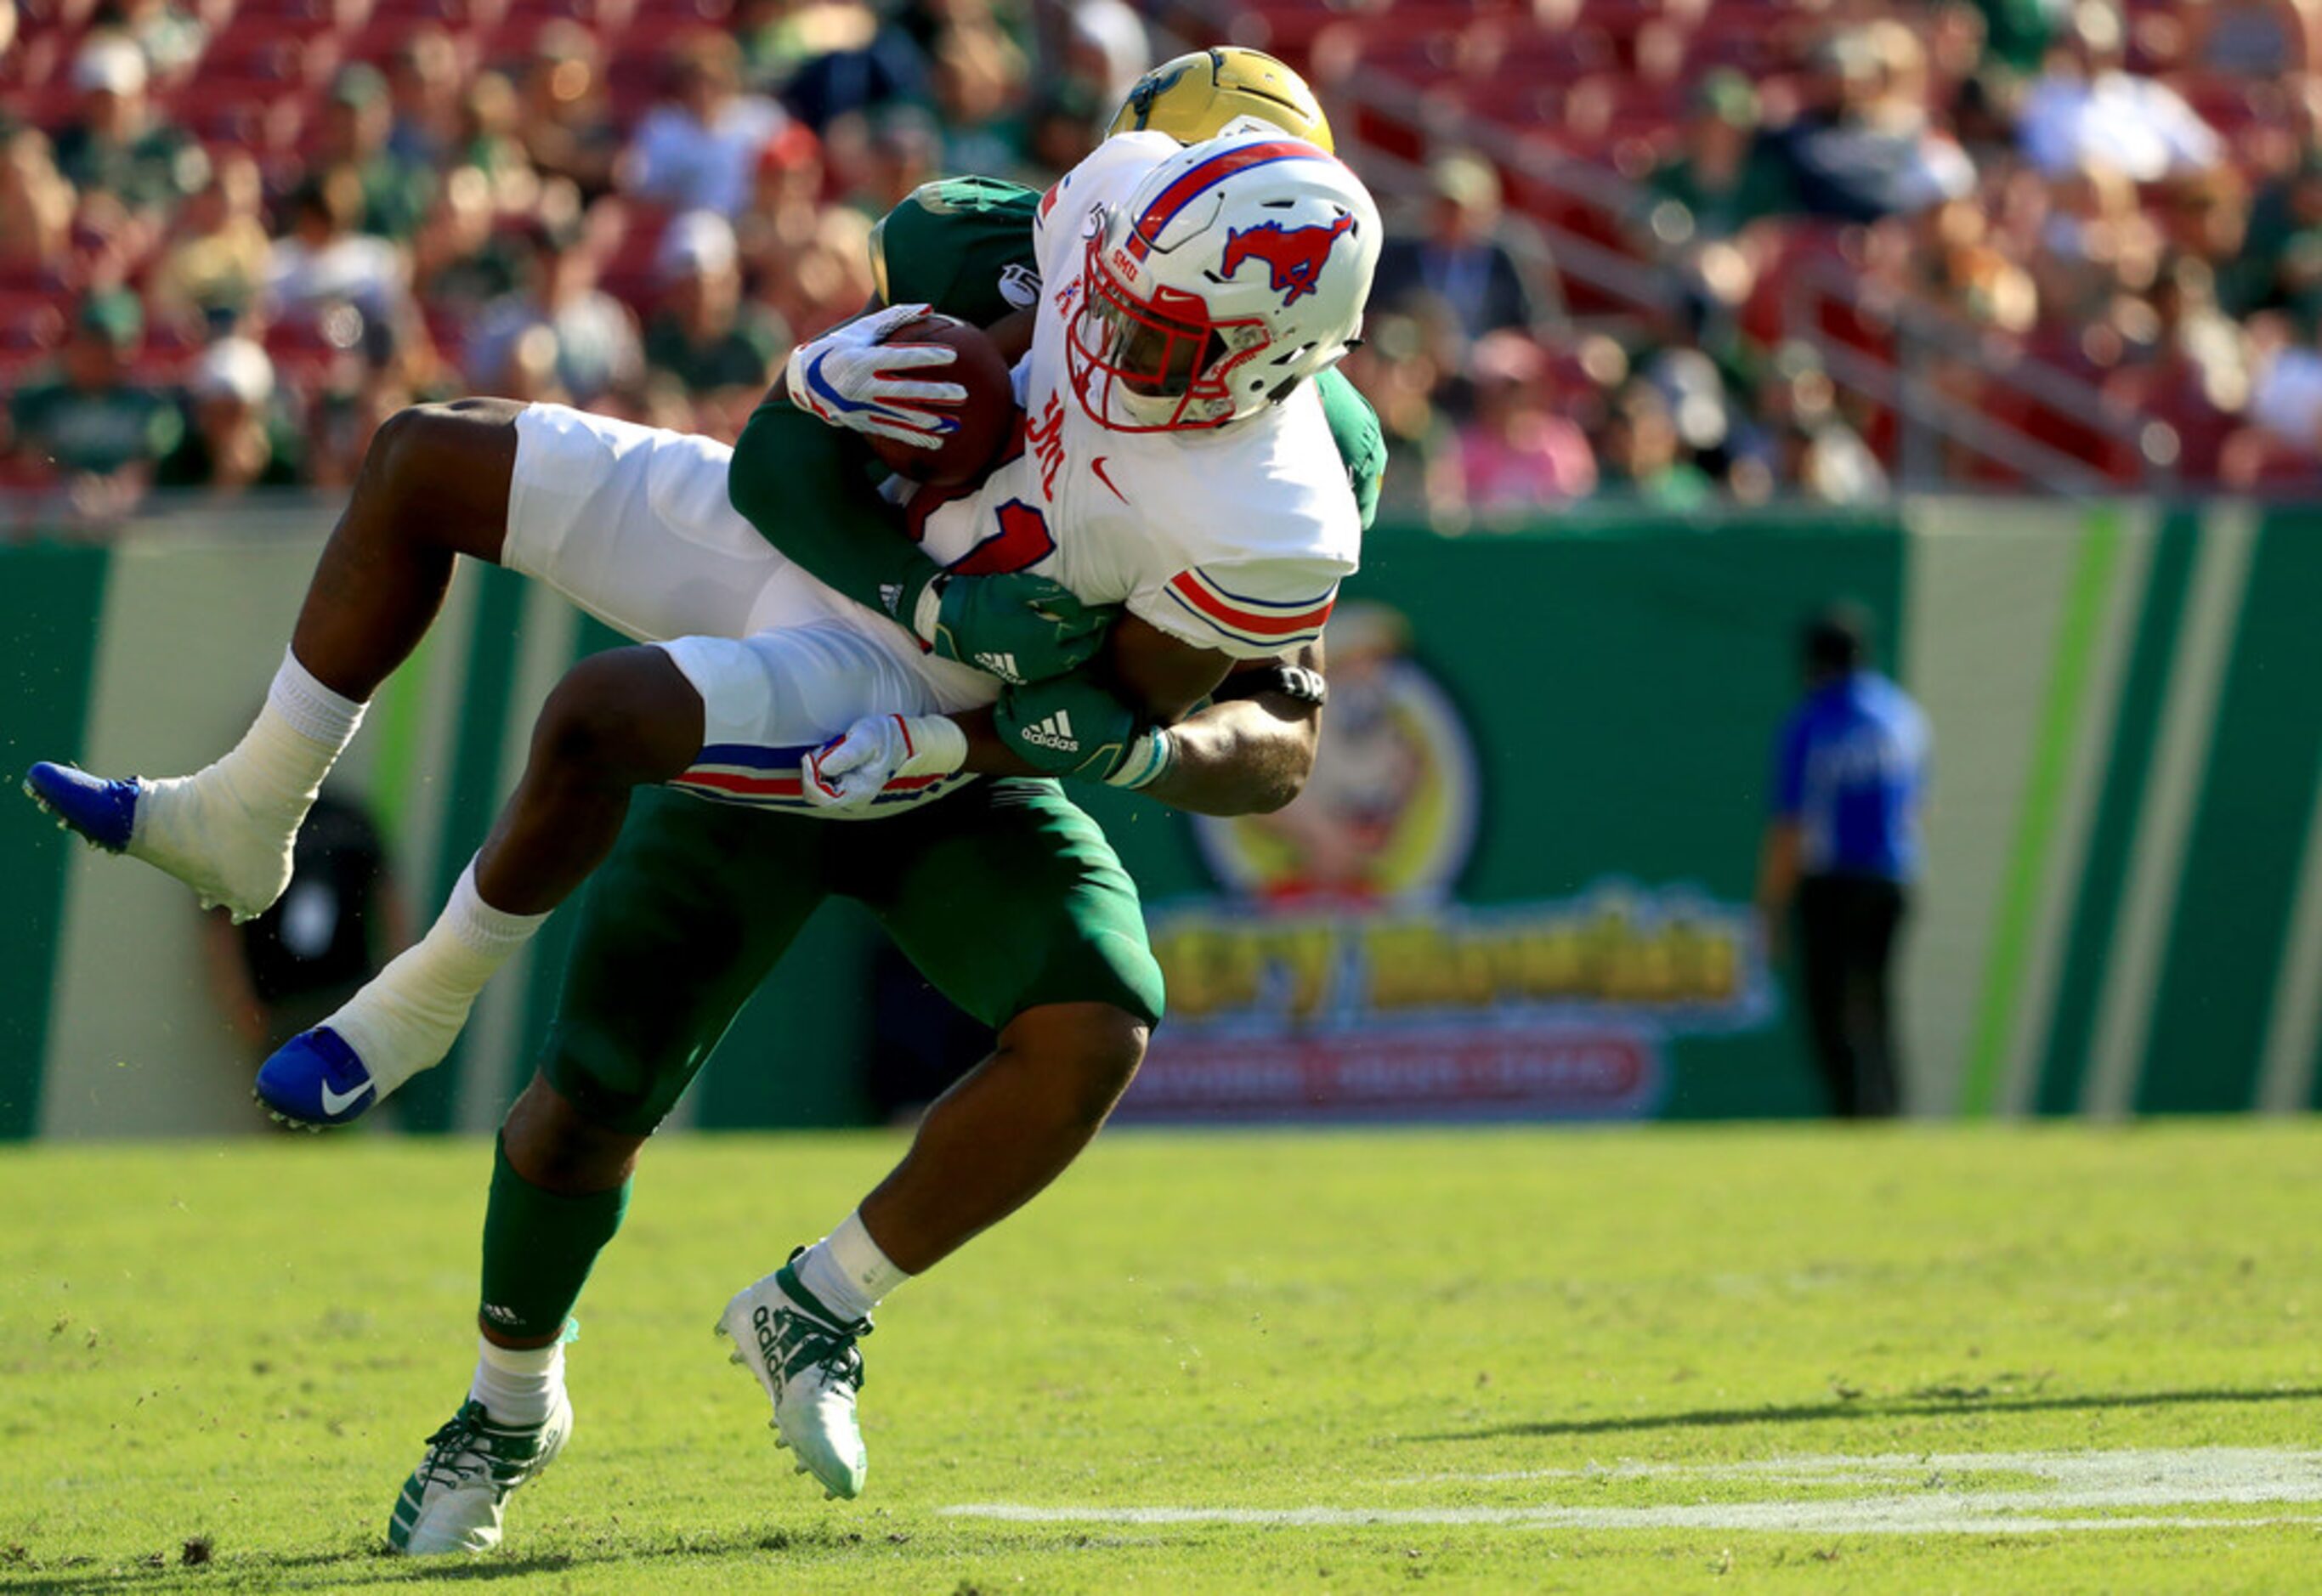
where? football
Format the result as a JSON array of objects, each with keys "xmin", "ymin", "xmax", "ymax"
[{"xmin": 866, "ymin": 313, "xmax": 1017, "ymax": 489}]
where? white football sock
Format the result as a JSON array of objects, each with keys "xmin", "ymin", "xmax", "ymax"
[
  {"xmin": 327, "ymin": 861, "xmax": 547, "ymax": 1095},
  {"xmin": 127, "ymin": 649, "xmax": 367, "ymax": 922},
  {"xmin": 790, "ymin": 1210, "xmax": 910, "ymax": 1324},
  {"xmin": 469, "ymin": 1333, "xmax": 565, "ymax": 1429}
]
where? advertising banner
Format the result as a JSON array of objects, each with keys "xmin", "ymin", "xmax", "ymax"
[
  {"xmin": 1084, "ymin": 513, "xmax": 1907, "ymax": 1123},
  {"xmin": 27, "ymin": 501, "xmax": 2322, "ymax": 1135}
]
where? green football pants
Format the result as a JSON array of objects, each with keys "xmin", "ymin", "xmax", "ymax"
[{"xmin": 539, "ymin": 778, "xmax": 1165, "ymax": 1135}]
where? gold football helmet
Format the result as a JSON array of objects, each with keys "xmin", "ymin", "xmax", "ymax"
[{"xmin": 1107, "ymin": 47, "xmax": 1334, "ymax": 153}]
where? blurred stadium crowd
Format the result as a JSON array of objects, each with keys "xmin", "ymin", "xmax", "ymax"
[
  {"xmin": 4, "ymin": 0, "xmax": 2322, "ymax": 534},
  {"xmin": 1309, "ymin": 0, "xmax": 2322, "ymax": 522}
]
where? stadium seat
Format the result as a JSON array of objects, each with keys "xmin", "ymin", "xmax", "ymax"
[
  {"xmin": 0, "ymin": 22, "xmax": 74, "ymax": 88},
  {"xmin": 604, "ymin": 49, "xmax": 669, "ymax": 124},
  {"xmin": 226, "ymin": 0, "xmax": 376, "ymax": 31},
  {"xmin": 196, "ymin": 29, "xmax": 344, "ymax": 93},
  {"xmin": 1346, "ymin": 100, "xmax": 1426, "ymax": 165},
  {"xmin": 503, "ymin": 0, "xmax": 633, "ymax": 28},
  {"xmin": 467, "ymin": 14, "xmax": 573, "ymax": 64},
  {"xmin": 343, "ymin": 16, "xmax": 475, "ymax": 65},
  {"xmin": 419, "ymin": 300, "xmax": 471, "ymax": 366},
  {"xmin": 368, "ymin": 0, "xmax": 490, "ymax": 26},
  {"xmin": 9, "ymin": 80, "xmax": 83, "ymax": 130},
  {"xmin": 0, "ymin": 261, "xmax": 69, "ymax": 295},
  {"xmin": 632, "ymin": 0, "xmax": 729, "ymax": 19},
  {"xmin": 0, "ymin": 297, "xmax": 68, "ymax": 354},
  {"xmin": 598, "ymin": 199, "xmax": 672, "ymax": 309},
  {"xmin": 620, "ymin": 8, "xmax": 733, "ymax": 54},
  {"xmin": 0, "ymin": 446, "xmax": 60, "ymax": 488},
  {"xmin": 170, "ymin": 90, "xmax": 312, "ymax": 156}
]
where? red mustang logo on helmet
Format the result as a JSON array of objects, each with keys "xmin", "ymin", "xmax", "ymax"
[{"xmin": 1221, "ymin": 217, "xmax": 1356, "ymax": 306}]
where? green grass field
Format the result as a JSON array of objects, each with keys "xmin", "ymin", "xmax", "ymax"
[{"xmin": 4, "ymin": 1123, "xmax": 2320, "ymax": 1593}]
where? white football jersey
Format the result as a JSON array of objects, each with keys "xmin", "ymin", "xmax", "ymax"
[{"xmin": 902, "ymin": 133, "xmax": 1360, "ymax": 704}]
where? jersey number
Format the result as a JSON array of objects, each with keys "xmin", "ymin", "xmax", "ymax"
[{"xmin": 948, "ymin": 498, "xmax": 1055, "ymax": 576}]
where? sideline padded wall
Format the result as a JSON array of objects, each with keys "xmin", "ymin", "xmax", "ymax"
[
  {"xmin": 1901, "ymin": 502, "xmax": 2322, "ymax": 1118},
  {"xmin": 5, "ymin": 500, "xmax": 2319, "ymax": 1136},
  {"xmin": 7, "ymin": 507, "xmax": 873, "ymax": 1140}
]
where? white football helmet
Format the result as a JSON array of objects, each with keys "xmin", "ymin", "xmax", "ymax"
[{"xmin": 1066, "ymin": 129, "xmax": 1380, "ymax": 433}]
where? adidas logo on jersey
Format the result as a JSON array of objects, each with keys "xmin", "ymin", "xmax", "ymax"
[
  {"xmin": 974, "ymin": 651, "xmax": 1022, "ymax": 682},
  {"xmin": 879, "ymin": 583, "xmax": 905, "ymax": 618},
  {"xmin": 1017, "ymin": 710, "xmax": 1079, "ymax": 753}
]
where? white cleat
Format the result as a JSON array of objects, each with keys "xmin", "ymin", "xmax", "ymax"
[
  {"xmin": 386, "ymin": 1393, "xmax": 573, "ymax": 1555},
  {"xmin": 715, "ymin": 1259, "xmax": 871, "ymax": 1501}
]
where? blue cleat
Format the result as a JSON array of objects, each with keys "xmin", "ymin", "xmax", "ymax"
[
  {"xmin": 256, "ymin": 1026, "xmax": 378, "ymax": 1130},
  {"xmin": 22, "ymin": 761, "xmax": 139, "ymax": 852}
]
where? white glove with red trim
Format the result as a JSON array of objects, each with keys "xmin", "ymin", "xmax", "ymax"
[
  {"xmin": 784, "ymin": 303, "xmax": 966, "ymax": 450},
  {"xmin": 801, "ymin": 713, "xmax": 969, "ymax": 814}
]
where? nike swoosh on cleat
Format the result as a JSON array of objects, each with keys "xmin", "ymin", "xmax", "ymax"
[{"xmin": 319, "ymin": 1078, "xmax": 372, "ymax": 1118}]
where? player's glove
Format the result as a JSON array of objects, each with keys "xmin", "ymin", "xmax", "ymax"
[
  {"xmin": 785, "ymin": 302, "xmax": 967, "ymax": 450},
  {"xmin": 994, "ymin": 673, "xmax": 1176, "ymax": 789},
  {"xmin": 898, "ymin": 570, "xmax": 1116, "ymax": 686},
  {"xmin": 801, "ymin": 714, "xmax": 971, "ymax": 815}
]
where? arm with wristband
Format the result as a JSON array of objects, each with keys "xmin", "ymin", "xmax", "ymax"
[
  {"xmin": 802, "ymin": 625, "xmax": 1331, "ymax": 817},
  {"xmin": 1140, "ymin": 647, "xmax": 1329, "ymax": 815}
]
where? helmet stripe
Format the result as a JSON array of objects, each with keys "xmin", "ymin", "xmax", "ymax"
[{"xmin": 1127, "ymin": 139, "xmax": 1328, "ymax": 260}]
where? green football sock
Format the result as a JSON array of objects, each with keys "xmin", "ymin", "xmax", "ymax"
[{"xmin": 477, "ymin": 1134, "xmax": 629, "ymax": 1343}]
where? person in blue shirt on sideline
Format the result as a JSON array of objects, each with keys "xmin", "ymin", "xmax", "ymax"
[{"xmin": 1757, "ymin": 603, "xmax": 1930, "ymax": 1118}]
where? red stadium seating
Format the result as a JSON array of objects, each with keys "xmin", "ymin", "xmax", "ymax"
[
  {"xmin": 0, "ymin": 0, "xmax": 2307, "ymax": 495},
  {"xmin": 0, "ymin": 296, "xmax": 69, "ymax": 354}
]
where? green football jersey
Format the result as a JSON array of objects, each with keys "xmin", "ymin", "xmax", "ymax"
[
  {"xmin": 871, "ymin": 177, "xmax": 1386, "ymax": 529},
  {"xmin": 870, "ymin": 176, "xmax": 1046, "ymax": 332}
]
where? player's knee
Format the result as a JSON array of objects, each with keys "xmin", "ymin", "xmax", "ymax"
[
  {"xmin": 1068, "ymin": 1010, "xmax": 1147, "ymax": 1120},
  {"xmin": 354, "ymin": 405, "xmax": 411, "ymax": 505},
  {"xmin": 357, "ymin": 399, "xmax": 519, "ymax": 552},
  {"xmin": 534, "ymin": 648, "xmax": 702, "ymax": 784},
  {"xmin": 1010, "ymin": 1003, "xmax": 1149, "ymax": 1124},
  {"xmin": 361, "ymin": 402, "xmax": 461, "ymax": 504},
  {"xmin": 503, "ymin": 1072, "xmax": 646, "ymax": 1195}
]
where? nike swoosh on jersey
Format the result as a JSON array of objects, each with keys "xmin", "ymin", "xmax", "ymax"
[{"xmin": 1089, "ymin": 456, "xmax": 1129, "ymax": 503}]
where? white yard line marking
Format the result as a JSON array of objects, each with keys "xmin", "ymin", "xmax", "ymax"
[
  {"xmin": 945, "ymin": 1448, "xmax": 2322, "ymax": 1537},
  {"xmin": 1393, "ymin": 1447, "xmax": 2322, "ymax": 1486},
  {"xmin": 943, "ymin": 1503, "xmax": 2321, "ymax": 1534}
]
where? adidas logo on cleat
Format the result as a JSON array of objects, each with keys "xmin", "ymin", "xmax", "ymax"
[
  {"xmin": 1017, "ymin": 710, "xmax": 1079, "ymax": 753},
  {"xmin": 753, "ymin": 1304, "xmax": 782, "ymax": 1367}
]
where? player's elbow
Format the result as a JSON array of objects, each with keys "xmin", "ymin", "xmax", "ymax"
[
  {"xmin": 1225, "ymin": 767, "xmax": 1306, "ymax": 817},
  {"xmin": 1251, "ymin": 761, "xmax": 1310, "ymax": 815},
  {"xmin": 1201, "ymin": 754, "xmax": 1311, "ymax": 818},
  {"xmin": 1241, "ymin": 728, "xmax": 1319, "ymax": 815}
]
